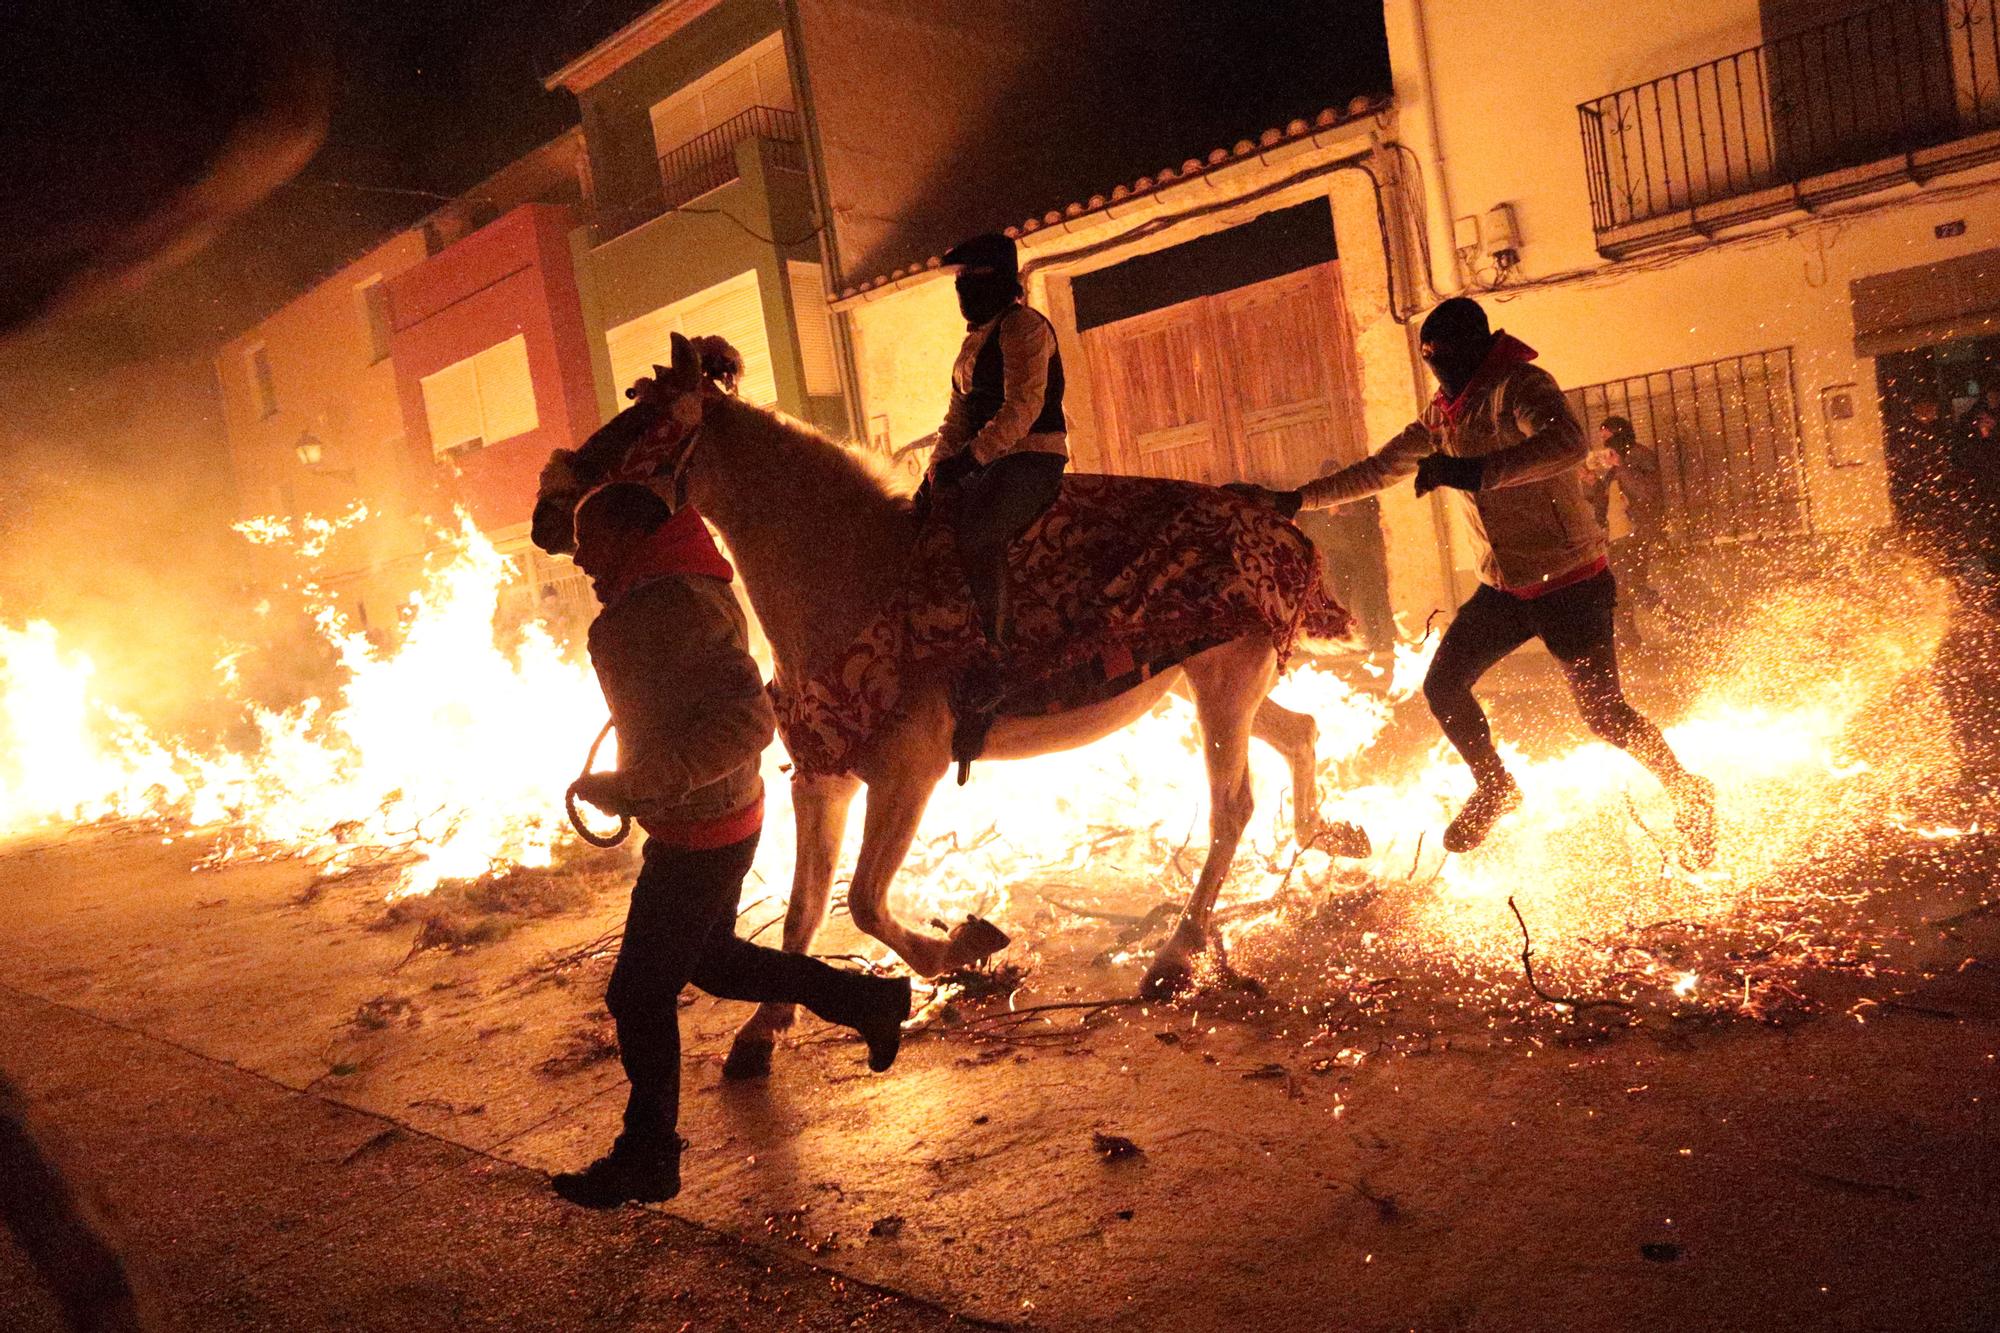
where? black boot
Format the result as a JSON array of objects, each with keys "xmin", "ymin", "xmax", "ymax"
[
  {"xmin": 1443, "ymin": 774, "xmax": 1523, "ymax": 853},
  {"xmin": 850, "ymin": 975, "xmax": 912, "ymax": 1072},
  {"xmin": 552, "ymin": 1133, "xmax": 683, "ymax": 1208}
]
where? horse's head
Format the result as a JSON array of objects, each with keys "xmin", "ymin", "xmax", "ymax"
[{"xmin": 531, "ymin": 332, "xmax": 712, "ymax": 555}]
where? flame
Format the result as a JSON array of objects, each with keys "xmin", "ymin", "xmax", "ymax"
[{"xmin": 0, "ymin": 509, "xmax": 1967, "ymax": 1019}]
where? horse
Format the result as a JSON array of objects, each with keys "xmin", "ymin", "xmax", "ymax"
[{"xmin": 537, "ymin": 333, "xmax": 1358, "ymax": 1078}]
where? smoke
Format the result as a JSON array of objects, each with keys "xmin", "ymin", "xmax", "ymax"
[{"xmin": 0, "ymin": 345, "xmax": 287, "ymax": 739}]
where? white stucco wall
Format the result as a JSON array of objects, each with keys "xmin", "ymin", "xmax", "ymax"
[{"xmin": 1387, "ymin": 0, "xmax": 2000, "ymax": 541}]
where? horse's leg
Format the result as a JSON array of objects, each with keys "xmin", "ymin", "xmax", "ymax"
[
  {"xmin": 843, "ymin": 768, "xmax": 1004, "ymax": 978},
  {"xmin": 1251, "ymin": 695, "xmax": 1319, "ymax": 846},
  {"xmin": 723, "ymin": 771, "xmax": 860, "ymax": 1080},
  {"xmin": 1144, "ymin": 638, "xmax": 1275, "ymax": 999},
  {"xmin": 1252, "ymin": 694, "xmax": 1372, "ymax": 859}
]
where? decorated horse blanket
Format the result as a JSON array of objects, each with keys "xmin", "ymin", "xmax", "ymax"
[{"xmin": 771, "ymin": 474, "xmax": 1354, "ymax": 777}]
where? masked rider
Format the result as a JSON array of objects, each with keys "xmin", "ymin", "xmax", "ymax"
[
  {"xmin": 918, "ymin": 232, "xmax": 1068, "ymax": 706},
  {"xmin": 1232, "ymin": 297, "xmax": 1716, "ymax": 863}
]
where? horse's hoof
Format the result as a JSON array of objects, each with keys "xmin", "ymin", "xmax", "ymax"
[
  {"xmin": 721, "ymin": 1037, "xmax": 774, "ymax": 1081},
  {"xmin": 1140, "ymin": 957, "xmax": 1195, "ymax": 1001},
  {"xmin": 1322, "ymin": 820, "xmax": 1372, "ymax": 859},
  {"xmin": 1220, "ymin": 967, "xmax": 1267, "ymax": 998},
  {"xmin": 945, "ymin": 916, "xmax": 1011, "ymax": 969}
]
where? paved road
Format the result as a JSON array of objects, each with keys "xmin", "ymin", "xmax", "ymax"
[{"xmin": 0, "ymin": 984, "xmax": 981, "ymax": 1331}]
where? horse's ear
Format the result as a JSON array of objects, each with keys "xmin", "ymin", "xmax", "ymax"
[{"xmin": 666, "ymin": 332, "xmax": 702, "ymax": 392}]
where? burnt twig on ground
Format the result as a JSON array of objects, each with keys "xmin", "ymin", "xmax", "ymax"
[{"xmin": 1507, "ymin": 896, "xmax": 1634, "ymax": 1018}]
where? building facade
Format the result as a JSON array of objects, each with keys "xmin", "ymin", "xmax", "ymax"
[
  {"xmin": 220, "ymin": 0, "xmax": 2000, "ymax": 648},
  {"xmin": 214, "ymin": 230, "xmax": 434, "ymax": 633},
  {"xmin": 1383, "ymin": 0, "xmax": 2000, "ymax": 593},
  {"xmin": 215, "ymin": 131, "xmax": 597, "ymax": 635},
  {"xmin": 819, "ymin": 0, "xmax": 2000, "ymax": 633},
  {"xmin": 547, "ymin": 0, "xmax": 850, "ymax": 439}
]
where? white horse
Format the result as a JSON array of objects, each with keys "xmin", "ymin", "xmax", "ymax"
[{"xmin": 537, "ymin": 335, "xmax": 1360, "ymax": 1078}]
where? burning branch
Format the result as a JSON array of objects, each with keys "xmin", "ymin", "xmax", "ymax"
[{"xmin": 1506, "ymin": 896, "xmax": 1633, "ymax": 1018}]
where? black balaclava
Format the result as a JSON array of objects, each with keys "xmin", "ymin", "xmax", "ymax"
[
  {"xmin": 944, "ymin": 232, "xmax": 1022, "ymax": 326},
  {"xmin": 955, "ymin": 269, "xmax": 1020, "ymax": 326},
  {"xmin": 1420, "ymin": 297, "xmax": 1493, "ymax": 400}
]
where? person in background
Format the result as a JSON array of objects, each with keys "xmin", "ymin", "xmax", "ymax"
[
  {"xmin": 1587, "ymin": 416, "xmax": 1665, "ymax": 644},
  {"xmin": 555, "ymin": 483, "xmax": 912, "ymax": 1208},
  {"xmin": 1227, "ymin": 297, "xmax": 1716, "ymax": 863},
  {"xmin": 1893, "ymin": 397, "xmax": 1957, "ymax": 565},
  {"xmin": 1957, "ymin": 382, "xmax": 2000, "ymax": 438},
  {"xmin": 916, "ymin": 232, "xmax": 1068, "ymax": 706},
  {"xmin": 1931, "ymin": 401, "xmax": 2000, "ymax": 799}
]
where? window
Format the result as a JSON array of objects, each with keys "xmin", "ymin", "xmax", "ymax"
[
  {"xmin": 1566, "ymin": 349, "xmax": 1809, "ymax": 546},
  {"xmin": 247, "ymin": 344, "xmax": 277, "ymax": 419},
  {"xmin": 419, "ymin": 335, "xmax": 539, "ymax": 458},
  {"xmin": 606, "ymin": 270, "xmax": 777, "ymax": 408},
  {"xmin": 356, "ymin": 277, "xmax": 392, "ymax": 364},
  {"xmin": 786, "ymin": 261, "xmax": 841, "ymax": 397},
  {"xmin": 647, "ymin": 33, "xmax": 794, "ymax": 158}
]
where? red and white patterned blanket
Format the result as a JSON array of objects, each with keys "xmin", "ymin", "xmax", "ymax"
[{"xmin": 770, "ymin": 474, "xmax": 1353, "ymax": 777}]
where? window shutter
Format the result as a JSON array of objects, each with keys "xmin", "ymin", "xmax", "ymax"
[
  {"xmin": 420, "ymin": 358, "xmax": 482, "ymax": 457},
  {"xmin": 605, "ymin": 270, "xmax": 776, "ymax": 408},
  {"xmin": 649, "ymin": 89, "xmax": 703, "ymax": 159},
  {"xmin": 1851, "ymin": 247, "xmax": 2000, "ymax": 357},
  {"xmin": 753, "ymin": 37, "xmax": 794, "ymax": 111},
  {"xmin": 607, "ymin": 304, "xmax": 682, "ymax": 404},
  {"xmin": 684, "ymin": 271, "xmax": 775, "ymax": 405},
  {"xmin": 474, "ymin": 335, "xmax": 539, "ymax": 443},
  {"xmin": 787, "ymin": 261, "xmax": 841, "ymax": 396}
]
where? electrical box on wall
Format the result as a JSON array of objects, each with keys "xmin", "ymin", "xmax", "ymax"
[
  {"xmin": 1820, "ymin": 383, "xmax": 1870, "ymax": 467},
  {"xmin": 1483, "ymin": 203, "xmax": 1521, "ymax": 264}
]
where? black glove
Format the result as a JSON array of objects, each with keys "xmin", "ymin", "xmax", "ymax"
[
  {"xmin": 1221, "ymin": 483, "xmax": 1304, "ymax": 519},
  {"xmin": 1414, "ymin": 452, "xmax": 1483, "ymax": 496},
  {"xmin": 932, "ymin": 449, "xmax": 980, "ymax": 491}
]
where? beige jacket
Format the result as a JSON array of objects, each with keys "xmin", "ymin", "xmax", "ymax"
[
  {"xmin": 934, "ymin": 305, "xmax": 1068, "ymax": 465},
  {"xmin": 587, "ymin": 574, "xmax": 772, "ymax": 830},
  {"xmin": 1300, "ymin": 337, "xmax": 1602, "ymax": 591}
]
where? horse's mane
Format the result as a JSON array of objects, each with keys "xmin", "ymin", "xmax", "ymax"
[{"xmin": 706, "ymin": 393, "xmax": 912, "ymax": 519}]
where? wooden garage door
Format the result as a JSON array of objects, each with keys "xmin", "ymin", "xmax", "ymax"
[{"xmin": 1083, "ymin": 261, "xmax": 1366, "ymax": 487}]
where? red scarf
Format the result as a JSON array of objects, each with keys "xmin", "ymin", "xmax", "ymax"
[
  {"xmin": 600, "ymin": 504, "xmax": 734, "ymax": 605},
  {"xmin": 1434, "ymin": 332, "xmax": 1540, "ymax": 427}
]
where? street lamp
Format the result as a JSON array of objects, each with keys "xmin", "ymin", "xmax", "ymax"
[{"xmin": 295, "ymin": 431, "xmax": 324, "ymax": 467}]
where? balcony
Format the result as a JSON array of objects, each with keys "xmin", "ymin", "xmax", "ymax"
[
  {"xmin": 1578, "ymin": 0, "xmax": 2000, "ymax": 256},
  {"xmin": 659, "ymin": 105, "xmax": 804, "ymax": 210},
  {"xmin": 596, "ymin": 105, "xmax": 805, "ymax": 242}
]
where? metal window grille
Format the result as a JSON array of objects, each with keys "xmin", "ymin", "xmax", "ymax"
[
  {"xmin": 1565, "ymin": 349, "xmax": 1811, "ymax": 547},
  {"xmin": 1577, "ymin": 0, "xmax": 2000, "ymax": 249}
]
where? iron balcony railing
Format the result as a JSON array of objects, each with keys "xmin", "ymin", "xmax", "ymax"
[
  {"xmin": 1578, "ymin": 0, "xmax": 2000, "ymax": 250},
  {"xmin": 658, "ymin": 104, "xmax": 803, "ymax": 211}
]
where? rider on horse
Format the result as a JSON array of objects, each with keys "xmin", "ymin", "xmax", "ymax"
[{"xmin": 918, "ymin": 232, "xmax": 1069, "ymax": 726}]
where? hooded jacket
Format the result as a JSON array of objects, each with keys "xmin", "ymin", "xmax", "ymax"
[
  {"xmin": 587, "ymin": 510, "xmax": 773, "ymax": 847},
  {"xmin": 1300, "ymin": 333, "xmax": 1601, "ymax": 591}
]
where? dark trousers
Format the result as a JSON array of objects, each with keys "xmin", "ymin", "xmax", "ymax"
[
  {"xmin": 1936, "ymin": 576, "xmax": 2000, "ymax": 783},
  {"xmin": 1422, "ymin": 570, "xmax": 1688, "ymax": 788},
  {"xmin": 606, "ymin": 831, "xmax": 874, "ymax": 1148},
  {"xmin": 951, "ymin": 451, "xmax": 1067, "ymax": 644}
]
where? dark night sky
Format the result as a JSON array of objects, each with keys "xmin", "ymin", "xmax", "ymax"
[{"xmin": 2, "ymin": 0, "xmax": 582, "ymax": 393}]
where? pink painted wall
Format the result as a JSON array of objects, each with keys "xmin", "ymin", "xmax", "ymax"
[{"xmin": 388, "ymin": 203, "xmax": 598, "ymax": 532}]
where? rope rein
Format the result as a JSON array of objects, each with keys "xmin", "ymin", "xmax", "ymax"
[{"xmin": 565, "ymin": 718, "xmax": 630, "ymax": 849}]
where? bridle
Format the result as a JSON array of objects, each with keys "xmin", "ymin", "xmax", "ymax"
[{"xmin": 604, "ymin": 379, "xmax": 723, "ymax": 512}]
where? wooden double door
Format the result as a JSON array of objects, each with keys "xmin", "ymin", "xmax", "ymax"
[{"xmin": 1082, "ymin": 261, "xmax": 1368, "ymax": 490}]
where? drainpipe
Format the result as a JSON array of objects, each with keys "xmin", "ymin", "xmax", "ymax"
[{"xmin": 1404, "ymin": 0, "xmax": 1463, "ymax": 301}]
